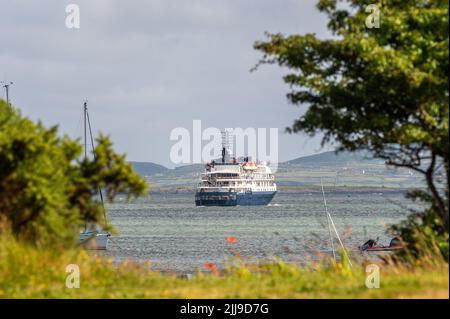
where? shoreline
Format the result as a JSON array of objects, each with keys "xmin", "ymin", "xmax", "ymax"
[{"xmin": 147, "ymin": 186, "xmax": 416, "ymax": 195}]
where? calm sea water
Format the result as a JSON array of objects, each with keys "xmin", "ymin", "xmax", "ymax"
[{"xmin": 99, "ymin": 191, "xmax": 417, "ymax": 273}]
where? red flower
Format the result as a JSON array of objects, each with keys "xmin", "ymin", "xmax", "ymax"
[
  {"xmin": 226, "ymin": 236, "xmax": 237, "ymax": 244},
  {"xmin": 203, "ymin": 261, "xmax": 219, "ymax": 276},
  {"xmin": 203, "ymin": 262, "xmax": 214, "ymax": 269}
]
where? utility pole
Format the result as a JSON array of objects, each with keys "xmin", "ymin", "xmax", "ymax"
[{"xmin": 1, "ymin": 81, "xmax": 13, "ymax": 105}]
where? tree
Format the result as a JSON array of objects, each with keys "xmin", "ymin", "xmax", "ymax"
[
  {"xmin": 0, "ymin": 99, "xmax": 148, "ymax": 246},
  {"xmin": 254, "ymin": 0, "xmax": 449, "ymax": 233}
]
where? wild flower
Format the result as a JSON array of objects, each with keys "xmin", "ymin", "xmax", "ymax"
[{"xmin": 203, "ymin": 261, "xmax": 220, "ymax": 276}]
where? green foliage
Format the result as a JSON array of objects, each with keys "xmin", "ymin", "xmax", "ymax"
[
  {"xmin": 0, "ymin": 100, "xmax": 147, "ymax": 246},
  {"xmin": 254, "ymin": 0, "xmax": 448, "ymax": 234},
  {"xmin": 390, "ymin": 190, "xmax": 449, "ymax": 261}
]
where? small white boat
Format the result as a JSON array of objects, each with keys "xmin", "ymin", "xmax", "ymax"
[{"xmin": 79, "ymin": 230, "xmax": 111, "ymax": 250}]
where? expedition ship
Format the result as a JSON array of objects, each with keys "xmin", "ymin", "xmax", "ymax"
[{"xmin": 195, "ymin": 135, "xmax": 277, "ymax": 206}]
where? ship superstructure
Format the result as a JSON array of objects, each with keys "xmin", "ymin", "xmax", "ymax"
[{"xmin": 195, "ymin": 132, "xmax": 277, "ymax": 206}]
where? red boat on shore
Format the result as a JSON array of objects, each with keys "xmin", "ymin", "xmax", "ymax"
[{"xmin": 359, "ymin": 237, "xmax": 404, "ymax": 252}]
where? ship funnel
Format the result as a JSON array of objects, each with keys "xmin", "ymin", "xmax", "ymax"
[{"xmin": 221, "ymin": 130, "xmax": 233, "ymax": 163}]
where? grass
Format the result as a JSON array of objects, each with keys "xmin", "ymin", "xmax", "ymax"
[{"xmin": 0, "ymin": 234, "xmax": 448, "ymax": 299}]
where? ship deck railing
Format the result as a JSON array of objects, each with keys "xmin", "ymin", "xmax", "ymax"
[{"xmin": 200, "ymin": 177, "xmax": 275, "ymax": 182}]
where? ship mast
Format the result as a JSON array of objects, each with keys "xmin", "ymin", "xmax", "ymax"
[{"xmin": 221, "ymin": 130, "xmax": 233, "ymax": 163}]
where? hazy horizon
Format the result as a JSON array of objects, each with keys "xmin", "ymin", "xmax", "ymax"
[{"xmin": 130, "ymin": 148, "xmax": 345, "ymax": 169}]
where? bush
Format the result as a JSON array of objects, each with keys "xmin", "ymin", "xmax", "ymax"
[
  {"xmin": 390, "ymin": 190, "xmax": 449, "ymax": 262},
  {"xmin": 0, "ymin": 99, "xmax": 147, "ymax": 247}
]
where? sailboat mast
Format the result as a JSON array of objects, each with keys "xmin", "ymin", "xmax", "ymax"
[
  {"xmin": 321, "ymin": 179, "xmax": 353, "ymax": 268},
  {"xmin": 321, "ymin": 179, "xmax": 336, "ymax": 260},
  {"xmin": 85, "ymin": 102, "xmax": 107, "ymax": 224},
  {"xmin": 82, "ymin": 102, "xmax": 88, "ymax": 233},
  {"xmin": 84, "ymin": 102, "xmax": 87, "ymax": 160}
]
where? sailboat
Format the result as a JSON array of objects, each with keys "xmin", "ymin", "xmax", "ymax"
[
  {"xmin": 78, "ymin": 101, "xmax": 111, "ymax": 250},
  {"xmin": 79, "ymin": 229, "xmax": 110, "ymax": 250},
  {"xmin": 320, "ymin": 179, "xmax": 352, "ymax": 267}
]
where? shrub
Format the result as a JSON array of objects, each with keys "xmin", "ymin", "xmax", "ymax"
[{"xmin": 0, "ymin": 99, "xmax": 147, "ymax": 247}]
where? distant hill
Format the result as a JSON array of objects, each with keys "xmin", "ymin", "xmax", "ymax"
[
  {"xmin": 171, "ymin": 163, "xmax": 204, "ymax": 174},
  {"xmin": 167, "ymin": 151, "xmax": 380, "ymax": 172},
  {"xmin": 129, "ymin": 161, "xmax": 169, "ymax": 176},
  {"xmin": 130, "ymin": 150, "xmax": 422, "ymax": 190},
  {"xmin": 274, "ymin": 150, "xmax": 420, "ymax": 189},
  {"xmin": 281, "ymin": 150, "xmax": 383, "ymax": 167}
]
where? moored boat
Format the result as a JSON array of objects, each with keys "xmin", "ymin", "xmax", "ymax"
[
  {"xmin": 79, "ymin": 230, "xmax": 111, "ymax": 250},
  {"xmin": 359, "ymin": 237, "xmax": 403, "ymax": 252},
  {"xmin": 78, "ymin": 101, "xmax": 111, "ymax": 250}
]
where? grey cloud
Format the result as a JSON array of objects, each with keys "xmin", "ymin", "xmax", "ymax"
[{"xmin": 0, "ymin": 0, "xmax": 333, "ymax": 167}]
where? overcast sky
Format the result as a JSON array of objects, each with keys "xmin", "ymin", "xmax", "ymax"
[{"xmin": 0, "ymin": 0, "xmax": 334, "ymax": 167}]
